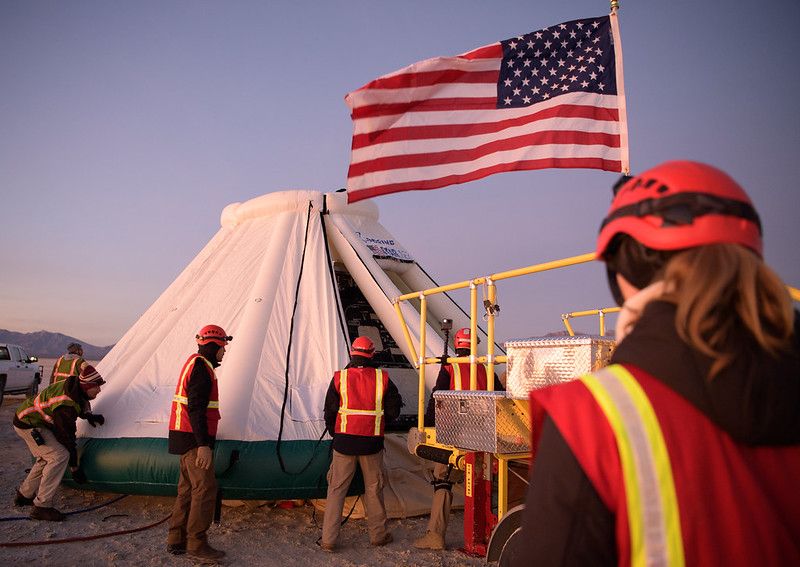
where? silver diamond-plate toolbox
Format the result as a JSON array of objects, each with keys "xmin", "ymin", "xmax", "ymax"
[
  {"xmin": 433, "ymin": 390, "xmax": 531, "ymax": 453},
  {"xmin": 505, "ymin": 336, "xmax": 616, "ymax": 399}
]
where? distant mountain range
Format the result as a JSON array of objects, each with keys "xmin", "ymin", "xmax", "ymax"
[{"xmin": 0, "ymin": 329, "xmax": 114, "ymax": 360}]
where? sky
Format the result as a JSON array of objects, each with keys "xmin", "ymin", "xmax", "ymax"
[{"xmin": 1, "ymin": 0, "xmax": 798, "ymax": 347}]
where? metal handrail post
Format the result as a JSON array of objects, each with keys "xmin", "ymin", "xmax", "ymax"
[
  {"xmin": 486, "ymin": 278, "xmax": 496, "ymax": 391},
  {"xmin": 469, "ymin": 282, "xmax": 478, "ymax": 390},
  {"xmin": 417, "ymin": 294, "xmax": 427, "ymax": 431},
  {"xmin": 393, "ymin": 301, "xmax": 419, "ymax": 367}
]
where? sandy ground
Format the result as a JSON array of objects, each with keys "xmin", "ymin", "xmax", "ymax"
[{"xmin": 0, "ymin": 395, "xmax": 486, "ymax": 567}]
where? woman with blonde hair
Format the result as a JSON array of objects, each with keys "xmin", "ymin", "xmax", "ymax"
[{"xmin": 505, "ymin": 161, "xmax": 799, "ymax": 566}]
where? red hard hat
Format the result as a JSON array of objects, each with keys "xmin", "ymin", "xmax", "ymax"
[
  {"xmin": 196, "ymin": 325, "xmax": 232, "ymax": 347},
  {"xmin": 596, "ymin": 161, "xmax": 763, "ymax": 259},
  {"xmin": 350, "ymin": 336, "xmax": 375, "ymax": 358},
  {"xmin": 454, "ymin": 328, "xmax": 479, "ymax": 350}
]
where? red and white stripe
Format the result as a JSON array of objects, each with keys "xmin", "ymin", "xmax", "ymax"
[{"xmin": 345, "ymin": 36, "xmax": 628, "ymax": 202}]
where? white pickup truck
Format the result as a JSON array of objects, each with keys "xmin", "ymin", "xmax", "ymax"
[{"xmin": 0, "ymin": 343, "xmax": 42, "ymax": 405}]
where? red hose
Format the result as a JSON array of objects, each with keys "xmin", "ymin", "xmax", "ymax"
[{"xmin": 0, "ymin": 514, "xmax": 170, "ymax": 548}]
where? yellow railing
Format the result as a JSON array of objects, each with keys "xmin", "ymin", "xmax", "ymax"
[
  {"xmin": 393, "ymin": 253, "xmax": 800, "ymax": 432},
  {"xmin": 393, "ymin": 252, "xmax": 597, "ymax": 430},
  {"xmin": 562, "ymin": 307, "xmax": 622, "ymax": 336}
]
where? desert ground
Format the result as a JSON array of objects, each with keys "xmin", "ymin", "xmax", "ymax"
[{"xmin": 0, "ymin": 394, "xmax": 487, "ymax": 567}]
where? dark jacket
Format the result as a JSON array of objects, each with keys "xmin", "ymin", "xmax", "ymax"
[
  {"xmin": 324, "ymin": 356, "xmax": 403, "ymax": 455},
  {"xmin": 13, "ymin": 375, "xmax": 92, "ymax": 467},
  {"xmin": 168, "ymin": 344, "xmax": 221, "ymax": 455},
  {"xmin": 423, "ymin": 348, "xmax": 504, "ymax": 427},
  {"xmin": 505, "ymin": 301, "xmax": 800, "ymax": 567}
]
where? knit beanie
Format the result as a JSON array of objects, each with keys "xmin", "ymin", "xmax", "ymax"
[{"xmin": 79, "ymin": 365, "xmax": 106, "ymax": 389}]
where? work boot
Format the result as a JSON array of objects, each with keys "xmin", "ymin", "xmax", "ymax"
[
  {"xmin": 413, "ymin": 531, "xmax": 445, "ymax": 550},
  {"xmin": 371, "ymin": 532, "xmax": 393, "ymax": 546},
  {"xmin": 30, "ymin": 506, "xmax": 65, "ymax": 522},
  {"xmin": 187, "ymin": 543, "xmax": 226, "ymax": 563},
  {"xmin": 14, "ymin": 490, "xmax": 34, "ymax": 506},
  {"xmin": 319, "ymin": 541, "xmax": 336, "ymax": 553},
  {"xmin": 167, "ymin": 542, "xmax": 186, "ymax": 555}
]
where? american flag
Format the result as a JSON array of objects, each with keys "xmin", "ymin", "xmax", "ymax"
[{"xmin": 345, "ymin": 14, "xmax": 629, "ymax": 203}]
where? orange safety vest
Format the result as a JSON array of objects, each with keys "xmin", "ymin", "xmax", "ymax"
[
  {"xmin": 51, "ymin": 354, "xmax": 85, "ymax": 384},
  {"xmin": 530, "ymin": 363, "xmax": 800, "ymax": 567},
  {"xmin": 334, "ymin": 367, "xmax": 388, "ymax": 437},
  {"xmin": 446, "ymin": 362, "xmax": 488, "ymax": 390},
  {"xmin": 169, "ymin": 354, "xmax": 221, "ymax": 437}
]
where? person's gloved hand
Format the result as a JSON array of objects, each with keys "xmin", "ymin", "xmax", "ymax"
[
  {"xmin": 86, "ymin": 413, "xmax": 105, "ymax": 427},
  {"xmin": 71, "ymin": 467, "xmax": 88, "ymax": 484}
]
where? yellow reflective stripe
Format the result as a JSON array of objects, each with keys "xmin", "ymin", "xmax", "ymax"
[
  {"xmin": 338, "ymin": 369, "xmax": 384, "ymax": 434},
  {"xmin": 173, "ymin": 395, "xmax": 219, "ymax": 409},
  {"xmin": 581, "ymin": 365, "xmax": 684, "ymax": 567},
  {"xmin": 339, "ymin": 369, "xmax": 348, "ymax": 431},
  {"xmin": 374, "ymin": 369, "xmax": 384, "ymax": 435},
  {"xmin": 174, "ymin": 356, "xmax": 198, "ymax": 430},
  {"xmin": 452, "ymin": 364, "xmax": 463, "ymax": 390}
]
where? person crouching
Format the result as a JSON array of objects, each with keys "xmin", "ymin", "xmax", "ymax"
[{"xmin": 13, "ymin": 365, "xmax": 106, "ymax": 521}]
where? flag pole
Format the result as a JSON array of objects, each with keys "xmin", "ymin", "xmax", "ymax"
[{"xmin": 609, "ymin": 0, "xmax": 629, "ymax": 173}]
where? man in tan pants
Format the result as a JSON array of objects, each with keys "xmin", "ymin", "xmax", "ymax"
[
  {"xmin": 13, "ymin": 365, "xmax": 105, "ymax": 521},
  {"xmin": 415, "ymin": 328, "xmax": 501, "ymax": 550},
  {"xmin": 320, "ymin": 336, "xmax": 403, "ymax": 552},
  {"xmin": 166, "ymin": 324, "xmax": 232, "ymax": 562}
]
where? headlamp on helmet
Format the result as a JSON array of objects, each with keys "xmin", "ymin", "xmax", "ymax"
[{"xmin": 196, "ymin": 325, "xmax": 232, "ymax": 347}]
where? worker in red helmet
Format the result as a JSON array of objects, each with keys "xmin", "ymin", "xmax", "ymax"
[
  {"xmin": 505, "ymin": 162, "xmax": 800, "ymax": 566},
  {"xmin": 166, "ymin": 324, "xmax": 232, "ymax": 562},
  {"xmin": 320, "ymin": 335, "xmax": 403, "ymax": 552},
  {"xmin": 415, "ymin": 326, "xmax": 503, "ymax": 551}
]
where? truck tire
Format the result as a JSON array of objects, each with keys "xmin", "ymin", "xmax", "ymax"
[
  {"xmin": 0, "ymin": 375, "xmax": 6, "ymax": 407},
  {"xmin": 27, "ymin": 373, "xmax": 41, "ymax": 398}
]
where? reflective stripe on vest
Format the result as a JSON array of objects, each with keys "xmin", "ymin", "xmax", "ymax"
[
  {"xmin": 580, "ymin": 364, "xmax": 685, "ymax": 567},
  {"xmin": 53, "ymin": 355, "xmax": 84, "ymax": 382},
  {"xmin": 15, "ymin": 380, "xmax": 81, "ymax": 426},
  {"xmin": 450, "ymin": 363, "xmax": 488, "ymax": 391},
  {"xmin": 338, "ymin": 368, "xmax": 385, "ymax": 436},
  {"xmin": 17, "ymin": 394, "xmax": 73, "ymax": 424},
  {"xmin": 172, "ymin": 355, "xmax": 216, "ymax": 431}
]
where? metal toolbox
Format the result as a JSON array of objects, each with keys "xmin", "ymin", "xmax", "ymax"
[
  {"xmin": 504, "ymin": 335, "xmax": 616, "ymax": 399},
  {"xmin": 433, "ymin": 390, "xmax": 531, "ymax": 453}
]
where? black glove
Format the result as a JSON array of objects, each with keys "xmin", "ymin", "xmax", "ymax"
[
  {"xmin": 86, "ymin": 413, "xmax": 105, "ymax": 427},
  {"xmin": 71, "ymin": 468, "xmax": 88, "ymax": 484}
]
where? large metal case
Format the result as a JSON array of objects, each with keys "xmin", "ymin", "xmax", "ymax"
[
  {"xmin": 433, "ymin": 390, "xmax": 531, "ymax": 453},
  {"xmin": 504, "ymin": 335, "xmax": 615, "ymax": 399}
]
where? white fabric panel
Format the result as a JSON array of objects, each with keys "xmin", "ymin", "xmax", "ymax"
[
  {"xmin": 326, "ymin": 212, "xmax": 443, "ymax": 392},
  {"xmin": 89, "ymin": 219, "xmax": 264, "ymax": 438},
  {"xmin": 84, "ymin": 189, "xmax": 455, "ymax": 443}
]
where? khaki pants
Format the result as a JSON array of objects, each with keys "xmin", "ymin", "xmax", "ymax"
[
  {"xmin": 321, "ymin": 449, "xmax": 389, "ymax": 546},
  {"xmin": 167, "ymin": 447, "xmax": 218, "ymax": 550},
  {"xmin": 14, "ymin": 426, "xmax": 70, "ymax": 508},
  {"xmin": 426, "ymin": 461, "xmax": 464, "ymax": 537}
]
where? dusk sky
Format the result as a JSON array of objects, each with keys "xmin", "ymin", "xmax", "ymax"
[{"xmin": 2, "ymin": 1, "xmax": 798, "ymax": 347}]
